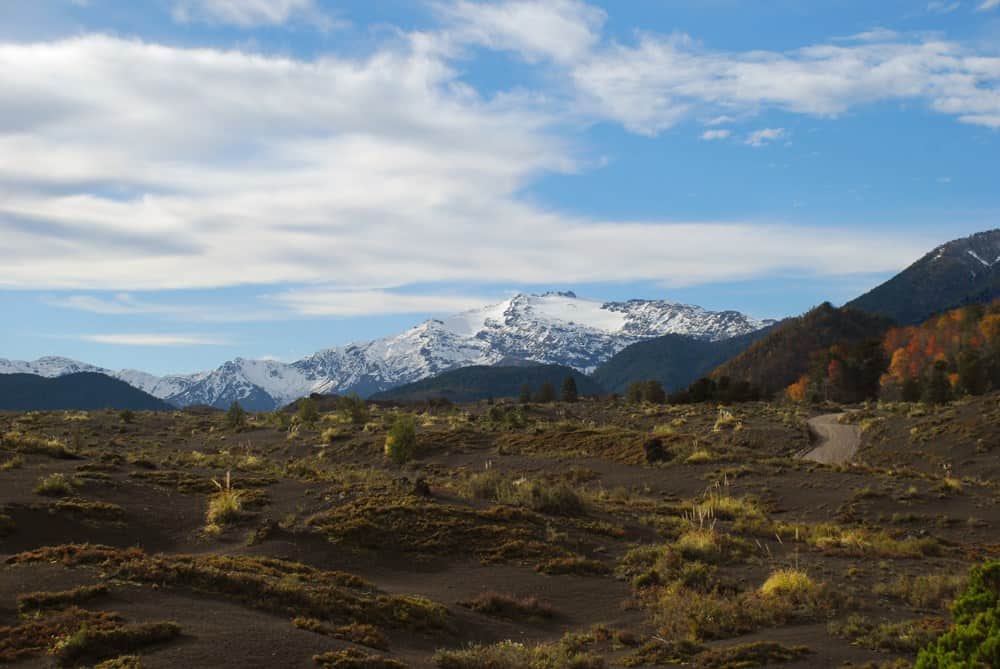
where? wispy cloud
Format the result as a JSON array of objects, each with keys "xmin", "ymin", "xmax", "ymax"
[
  {"xmin": 745, "ymin": 128, "xmax": 788, "ymax": 147},
  {"xmin": 978, "ymin": 0, "xmax": 1000, "ymax": 10},
  {"xmin": 926, "ymin": 1, "xmax": 961, "ymax": 14},
  {"xmin": 170, "ymin": 0, "xmax": 341, "ymax": 29},
  {"xmin": 700, "ymin": 129, "xmax": 731, "ymax": 141},
  {"xmin": 268, "ymin": 289, "xmax": 489, "ymax": 317},
  {"xmin": 75, "ymin": 334, "xmax": 229, "ymax": 346},
  {"xmin": 43, "ymin": 294, "xmax": 281, "ymax": 322}
]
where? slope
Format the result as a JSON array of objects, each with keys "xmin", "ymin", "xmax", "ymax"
[
  {"xmin": 369, "ymin": 364, "xmax": 605, "ymax": 403},
  {"xmin": 0, "ymin": 373, "xmax": 174, "ymax": 411}
]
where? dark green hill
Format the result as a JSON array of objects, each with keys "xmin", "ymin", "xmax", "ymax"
[
  {"xmin": 709, "ymin": 303, "xmax": 893, "ymax": 397},
  {"xmin": 847, "ymin": 229, "xmax": 1000, "ymax": 325},
  {"xmin": 0, "ymin": 373, "xmax": 173, "ymax": 411},
  {"xmin": 592, "ymin": 328, "xmax": 776, "ymax": 395},
  {"xmin": 370, "ymin": 365, "xmax": 605, "ymax": 403}
]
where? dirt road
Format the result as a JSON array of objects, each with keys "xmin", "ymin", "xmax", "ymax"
[{"xmin": 801, "ymin": 413, "xmax": 861, "ymax": 465}]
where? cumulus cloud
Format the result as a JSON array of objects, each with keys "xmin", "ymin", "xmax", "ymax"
[{"xmin": 171, "ymin": 0, "xmax": 337, "ymax": 28}]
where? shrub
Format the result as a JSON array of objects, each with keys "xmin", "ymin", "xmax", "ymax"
[
  {"xmin": 49, "ymin": 622, "xmax": 181, "ymax": 666},
  {"xmin": 459, "ymin": 592, "xmax": 553, "ymax": 620},
  {"xmin": 17, "ymin": 585, "xmax": 109, "ymax": 613},
  {"xmin": 297, "ymin": 398, "xmax": 320, "ymax": 426},
  {"xmin": 535, "ymin": 557, "xmax": 610, "ymax": 576},
  {"xmin": 874, "ymin": 573, "xmax": 967, "ymax": 610},
  {"xmin": 225, "ymin": 402, "xmax": 247, "ymax": 430},
  {"xmin": 384, "ymin": 415, "xmax": 417, "ymax": 464},
  {"xmin": 34, "ymin": 473, "xmax": 74, "ymax": 497},
  {"xmin": 433, "ymin": 639, "xmax": 604, "ymax": 669},
  {"xmin": 314, "ymin": 648, "xmax": 406, "ymax": 668},
  {"xmin": 2, "ymin": 431, "xmax": 74, "ymax": 458},
  {"xmin": 916, "ymin": 560, "xmax": 1000, "ymax": 668}
]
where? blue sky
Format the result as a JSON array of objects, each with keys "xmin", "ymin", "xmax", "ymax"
[{"xmin": 1, "ymin": 0, "xmax": 998, "ymax": 375}]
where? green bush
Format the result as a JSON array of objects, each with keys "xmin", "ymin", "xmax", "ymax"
[
  {"xmin": 916, "ymin": 560, "xmax": 999, "ymax": 668},
  {"xmin": 384, "ymin": 415, "xmax": 417, "ymax": 464}
]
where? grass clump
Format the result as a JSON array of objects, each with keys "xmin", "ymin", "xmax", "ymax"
[
  {"xmin": 874, "ymin": 573, "xmax": 967, "ymax": 610},
  {"xmin": 694, "ymin": 641, "xmax": 810, "ymax": 668},
  {"xmin": 2, "ymin": 430, "xmax": 76, "ymax": 458},
  {"xmin": 535, "ymin": 557, "xmax": 610, "ymax": 576},
  {"xmin": 0, "ymin": 455, "xmax": 25, "ymax": 470},
  {"xmin": 292, "ymin": 617, "xmax": 388, "ymax": 650},
  {"xmin": 53, "ymin": 500, "xmax": 127, "ymax": 521},
  {"xmin": 433, "ymin": 639, "xmax": 605, "ymax": 669},
  {"xmin": 807, "ymin": 524, "xmax": 940, "ymax": 558},
  {"xmin": 462, "ymin": 471, "xmax": 587, "ymax": 516},
  {"xmin": 459, "ymin": 591, "xmax": 554, "ymax": 620},
  {"xmin": 35, "ymin": 473, "xmax": 75, "ymax": 497},
  {"xmin": 829, "ymin": 615, "xmax": 947, "ymax": 653},
  {"xmin": 49, "ymin": 621, "xmax": 181, "ymax": 666},
  {"xmin": 17, "ymin": 585, "xmax": 110, "ymax": 613},
  {"xmin": 759, "ymin": 569, "xmax": 822, "ymax": 606},
  {"xmin": 314, "ymin": 648, "xmax": 407, "ymax": 668},
  {"xmin": 0, "ymin": 608, "xmax": 122, "ymax": 663},
  {"xmin": 94, "ymin": 655, "xmax": 143, "ymax": 668},
  {"xmin": 205, "ymin": 471, "xmax": 242, "ymax": 530},
  {"xmin": 307, "ymin": 496, "xmax": 562, "ymax": 563}
]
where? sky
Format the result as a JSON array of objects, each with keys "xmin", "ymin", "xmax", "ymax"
[{"xmin": 0, "ymin": 0, "xmax": 998, "ymax": 375}]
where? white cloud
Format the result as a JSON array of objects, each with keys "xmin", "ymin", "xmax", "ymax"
[
  {"xmin": 745, "ymin": 128, "xmax": 787, "ymax": 147},
  {"xmin": 926, "ymin": 1, "xmax": 961, "ymax": 14},
  {"xmin": 438, "ymin": 0, "xmax": 606, "ymax": 64},
  {"xmin": 171, "ymin": 0, "xmax": 337, "ymax": 29},
  {"xmin": 700, "ymin": 129, "xmax": 731, "ymax": 141},
  {"xmin": 0, "ymin": 33, "xmax": 946, "ymax": 304},
  {"xmin": 978, "ymin": 0, "xmax": 1000, "ymax": 10},
  {"xmin": 77, "ymin": 334, "xmax": 229, "ymax": 346},
  {"xmin": 268, "ymin": 289, "xmax": 489, "ymax": 316},
  {"xmin": 570, "ymin": 34, "xmax": 1000, "ymax": 135}
]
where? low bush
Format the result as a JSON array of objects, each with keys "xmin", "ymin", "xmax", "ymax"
[
  {"xmin": 50, "ymin": 621, "xmax": 181, "ymax": 666},
  {"xmin": 433, "ymin": 639, "xmax": 604, "ymax": 669},
  {"xmin": 459, "ymin": 592, "xmax": 553, "ymax": 620},
  {"xmin": 35, "ymin": 473, "xmax": 75, "ymax": 497}
]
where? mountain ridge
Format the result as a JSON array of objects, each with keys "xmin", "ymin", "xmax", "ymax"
[{"xmin": 1, "ymin": 292, "xmax": 771, "ymax": 410}]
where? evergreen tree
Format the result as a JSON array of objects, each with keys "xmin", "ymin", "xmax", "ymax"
[
  {"xmin": 625, "ymin": 381, "xmax": 645, "ymax": 404},
  {"xmin": 923, "ymin": 360, "xmax": 952, "ymax": 405},
  {"xmin": 957, "ymin": 349, "xmax": 988, "ymax": 396},
  {"xmin": 561, "ymin": 376, "xmax": 579, "ymax": 403},
  {"xmin": 297, "ymin": 397, "xmax": 320, "ymax": 426},
  {"xmin": 519, "ymin": 383, "xmax": 532, "ymax": 404},
  {"xmin": 535, "ymin": 381, "xmax": 556, "ymax": 403},
  {"xmin": 643, "ymin": 379, "xmax": 666, "ymax": 404},
  {"xmin": 226, "ymin": 401, "xmax": 247, "ymax": 431}
]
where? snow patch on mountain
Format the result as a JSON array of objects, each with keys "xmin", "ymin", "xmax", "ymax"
[{"xmin": 1, "ymin": 292, "xmax": 773, "ymax": 410}]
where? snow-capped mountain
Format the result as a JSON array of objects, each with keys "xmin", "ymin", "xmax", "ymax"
[
  {"xmin": 0, "ymin": 292, "xmax": 772, "ymax": 410},
  {"xmin": 847, "ymin": 228, "xmax": 1000, "ymax": 325}
]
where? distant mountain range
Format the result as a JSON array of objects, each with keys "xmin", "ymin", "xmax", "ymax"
[
  {"xmin": 0, "ymin": 373, "xmax": 172, "ymax": 411},
  {"xmin": 0, "ymin": 292, "xmax": 771, "ymax": 410},
  {"xmin": 370, "ymin": 364, "xmax": 604, "ymax": 403},
  {"xmin": 847, "ymin": 228, "xmax": 999, "ymax": 325},
  {"xmin": 2, "ymin": 229, "xmax": 998, "ymax": 410}
]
